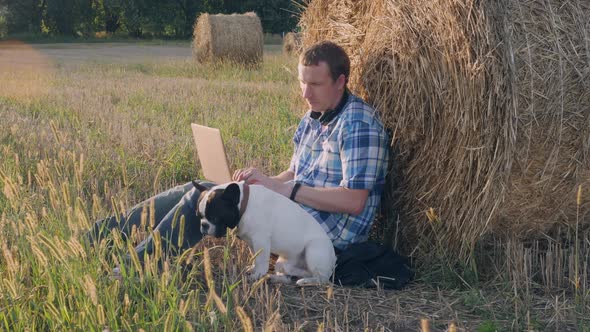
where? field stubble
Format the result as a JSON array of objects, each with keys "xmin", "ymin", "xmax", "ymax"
[{"xmin": 0, "ymin": 41, "xmax": 588, "ymax": 331}]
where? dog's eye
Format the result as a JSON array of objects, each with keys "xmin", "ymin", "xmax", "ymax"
[{"xmin": 197, "ymin": 211, "xmax": 203, "ymax": 219}]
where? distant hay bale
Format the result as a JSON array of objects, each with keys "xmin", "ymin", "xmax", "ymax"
[
  {"xmin": 193, "ymin": 12, "xmax": 263, "ymax": 65},
  {"xmin": 300, "ymin": 0, "xmax": 590, "ymax": 262},
  {"xmin": 283, "ymin": 32, "xmax": 302, "ymax": 56}
]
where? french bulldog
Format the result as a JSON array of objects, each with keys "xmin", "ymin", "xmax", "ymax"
[{"xmin": 193, "ymin": 181, "xmax": 336, "ymax": 286}]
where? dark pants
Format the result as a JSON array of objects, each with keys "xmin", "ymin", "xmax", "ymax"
[{"xmin": 86, "ymin": 180, "xmax": 215, "ymax": 262}]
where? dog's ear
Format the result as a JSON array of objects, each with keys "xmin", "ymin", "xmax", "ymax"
[
  {"xmin": 192, "ymin": 180, "xmax": 210, "ymax": 193},
  {"xmin": 197, "ymin": 190, "xmax": 207, "ymax": 212},
  {"xmin": 220, "ymin": 183, "xmax": 241, "ymax": 206}
]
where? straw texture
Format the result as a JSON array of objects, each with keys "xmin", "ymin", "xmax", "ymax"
[
  {"xmin": 283, "ymin": 32, "xmax": 302, "ymax": 56},
  {"xmin": 300, "ymin": 0, "xmax": 590, "ymax": 261},
  {"xmin": 193, "ymin": 12, "xmax": 263, "ymax": 65}
]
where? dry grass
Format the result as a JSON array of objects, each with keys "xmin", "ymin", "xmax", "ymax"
[
  {"xmin": 194, "ymin": 231, "xmax": 590, "ymax": 331},
  {"xmin": 299, "ymin": 0, "xmax": 590, "ymax": 276},
  {"xmin": 0, "ymin": 40, "xmax": 55, "ymax": 99},
  {"xmin": 282, "ymin": 32, "xmax": 302, "ymax": 56},
  {"xmin": 0, "ymin": 41, "xmax": 589, "ymax": 330}
]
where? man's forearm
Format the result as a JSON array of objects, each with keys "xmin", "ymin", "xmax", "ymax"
[
  {"xmin": 272, "ymin": 181, "xmax": 368, "ymax": 216},
  {"xmin": 268, "ymin": 170, "xmax": 368, "ymax": 216},
  {"xmin": 295, "ymin": 185, "xmax": 368, "ymax": 216},
  {"xmin": 271, "ymin": 170, "xmax": 294, "ymax": 183}
]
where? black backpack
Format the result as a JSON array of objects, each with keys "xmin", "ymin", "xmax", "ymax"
[{"xmin": 333, "ymin": 241, "xmax": 414, "ymax": 289}]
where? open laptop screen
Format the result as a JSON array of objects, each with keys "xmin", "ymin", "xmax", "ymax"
[{"xmin": 191, "ymin": 123, "xmax": 232, "ymax": 184}]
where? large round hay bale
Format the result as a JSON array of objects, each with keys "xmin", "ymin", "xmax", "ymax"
[
  {"xmin": 283, "ymin": 32, "xmax": 302, "ymax": 56},
  {"xmin": 300, "ymin": 0, "xmax": 590, "ymax": 262},
  {"xmin": 193, "ymin": 12, "xmax": 263, "ymax": 65}
]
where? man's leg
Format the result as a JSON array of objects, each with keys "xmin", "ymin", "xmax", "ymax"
[
  {"xmin": 86, "ymin": 181, "xmax": 196, "ymax": 245},
  {"xmin": 132, "ymin": 181, "xmax": 216, "ymax": 261}
]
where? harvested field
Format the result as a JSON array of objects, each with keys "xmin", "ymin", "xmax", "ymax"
[
  {"xmin": 0, "ymin": 41, "xmax": 588, "ymax": 331},
  {"xmin": 0, "ymin": 41, "xmax": 194, "ymax": 64}
]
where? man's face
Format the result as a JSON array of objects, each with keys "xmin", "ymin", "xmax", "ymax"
[{"xmin": 298, "ymin": 61, "xmax": 345, "ymax": 113}]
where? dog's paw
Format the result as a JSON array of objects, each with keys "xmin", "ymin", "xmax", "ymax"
[
  {"xmin": 295, "ymin": 277, "xmax": 328, "ymax": 287},
  {"xmin": 269, "ymin": 273, "xmax": 297, "ymax": 284},
  {"xmin": 247, "ymin": 270, "xmax": 267, "ymax": 282}
]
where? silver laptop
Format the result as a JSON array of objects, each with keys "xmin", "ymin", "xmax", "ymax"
[{"xmin": 191, "ymin": 123, "xmax": 232, "ymax": 184}]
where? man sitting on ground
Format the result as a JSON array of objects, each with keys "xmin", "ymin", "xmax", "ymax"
[{"xmin": 88, "ymin": 40, "xmax": 390, "ymax": 272}]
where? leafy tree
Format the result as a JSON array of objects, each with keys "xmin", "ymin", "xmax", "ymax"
[
  {"xmin": 0, "ymin": 5, "xmax": 7, "ymax": 37},
  {"xmin": 235, "ymin": 0, "xmax": 300, "ymax": 33},
  {"xmin": 171, "ymin": 0, "xmax": 202, "ymax": 37},
  {"xmin": 102, "ymin": 0, "xmax": 122, "ymax": 33},
  {"xmin": 3, "ymin": 0, "xmax": 44, "ymax": 34},
  {"xmin": 259, "ymin": 0, "xmax": 299, "ymax": 33},
  {"xmin": 120, "ymin": 0, "xmax": 143, "ymax": 37},
  {"xmin": 44, "ymin": 0, "xmax": 95, "ymax": 36},
  {"xmin": 1, "ymin": 0, "xmax": 299, "ymax": 38},
  {"xmin": 45, "ymin": 0, "xmax": 76, "ymax": 35},
  {"xmin": 202, "ymin": 0, "xmax": 225, "ymax": 13}
]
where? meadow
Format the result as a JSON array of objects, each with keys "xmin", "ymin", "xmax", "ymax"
[{"xmin": 0, "ymin": 41, "xmax": 588, "ymax": 331}]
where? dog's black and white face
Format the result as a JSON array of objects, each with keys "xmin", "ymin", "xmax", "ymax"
[{"xmin": 194, "ymin": 182, "xmax": 241, "ymax": 238}]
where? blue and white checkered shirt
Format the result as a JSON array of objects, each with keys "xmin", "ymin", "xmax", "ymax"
[{"xmin": 288, "ymin": 92, "xmax": 390, "ymax": 250}]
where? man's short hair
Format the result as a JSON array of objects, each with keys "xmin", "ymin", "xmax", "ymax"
[{"xmin": 300, "ymin": 41, "xmax": 350, "ymax": 84}]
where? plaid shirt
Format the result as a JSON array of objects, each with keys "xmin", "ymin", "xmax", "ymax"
[{"xmin": 288, "ymin": 92, "xmax": 389, "ymax": 250}]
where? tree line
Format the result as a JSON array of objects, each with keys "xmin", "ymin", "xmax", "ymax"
[{"xmin": 0, "ymin": 0, "xmax": 301, "ymax": 39}]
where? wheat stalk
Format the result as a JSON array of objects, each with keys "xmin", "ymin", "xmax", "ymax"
[{"xmin": 236, "ymin": 306, "xmax": 254, "ymax": 332}]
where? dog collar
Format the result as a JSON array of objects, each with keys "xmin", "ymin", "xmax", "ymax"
[{"xmin": 239, "ymin": 183, "xmax": 250, "ymax": 217}]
